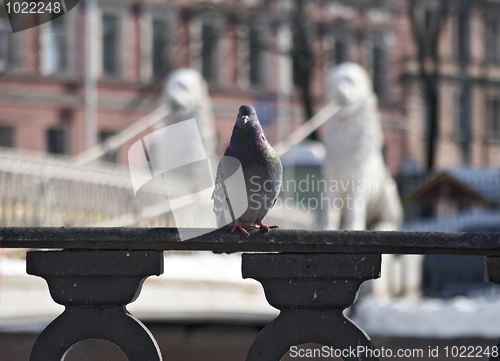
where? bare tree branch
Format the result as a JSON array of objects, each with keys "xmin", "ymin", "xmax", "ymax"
[
  {"xmin": 291, "ymin": 0, "xmax": 316, "ymax": 140},
  {"xmin": 410, "ymin": 0, "xmax": 448, "ymax": 170}
]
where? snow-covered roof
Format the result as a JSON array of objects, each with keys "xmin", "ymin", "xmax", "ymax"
[
  {"xmin": 447, "ymin": 166, "xmax": 500, "ymax": 204},
  {"xmin": 402, "ymin": 166, "xmax": 500, "ymax": 206},
  {"xmin": 280, "ymin": 140, "xmax": 326, "ymax": 167},
  {"xmin": 402, "ymin": 210, "xmax": 500, "ymax": 232},
  {"xmin": 352, "ymin": 295, "xmax": 500, "ymax": 338},
  {"xmin": 0, "ymin": 252, "xmax": 277, "ymax": 331}
]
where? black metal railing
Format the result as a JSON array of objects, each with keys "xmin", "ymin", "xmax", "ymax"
[{"xmin": 1, "ymin": 227, "xmax": 500, "ymax": 361}]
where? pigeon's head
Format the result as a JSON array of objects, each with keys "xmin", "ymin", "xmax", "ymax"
[{"xmin": 235, "ymin": 105, "xmax": 258, "ymax": 128}]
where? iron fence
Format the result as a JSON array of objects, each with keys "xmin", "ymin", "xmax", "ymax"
[
  {"xmin": 0, "ymin": 149, "xmax": 315, "ymax": 230},
  {"xmin": 0, "ymin": 227, "xmax": 499, "ymax": 361}
]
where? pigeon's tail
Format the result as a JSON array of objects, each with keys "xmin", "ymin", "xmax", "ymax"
[
  {"xmin": 212, "ymin": 196, "xmax": 233, "ymax": 228},
  {"xmin": 212, "ymin": 167, "xmax": 234, "ymax": 228}
]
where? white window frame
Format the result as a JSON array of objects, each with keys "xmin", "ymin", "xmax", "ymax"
[
  {"xmin": 454, "ymin": 89, "xmax": 469, "ymax": 141},
  {"xmin": 139, "ymin": 6, "xmax": 177, "ymax": 83},
  {"xmin": 241, "ymin": 0, "xmax": 264, "ymax": 7},
  {"xmin": 0, "ymin": 125, "xmax": 16, "ymax": 148},
  {"xmin": 0, "ymin": 16, "xmax": 13, "ymax": 72},
  {"xmin": 488, "ymin": 95, "xmax": 500, "ymax": 142},
  {"xmin": 97, "ymin": 4, "xmax": 129, "ymax": 78},
  {"xmin": 0, "ymin": 12, "xmax": 23, "ymax": 73},
  {"xmin": 487, "ymin": 17, "xmax": 500, "ymax": 64},
  {"xmin": 322, "ymin": 30, "xmax": 353, "ymax": 96},
  {"xmin": 236, "ymin": 21, "xmax": 270, "ymax": 90},
  {"xmin": 371, "ymin": 43, "xmax": 387, "ymax": 98},
  {"xmin": 46, "ymin": 127, "xmax": 71, "ymax": 155},
  {"xmin": 323, "ymin": 30, "xmax": 353, "ymax": 68},
  {"xmin": 39, "ymin": 9, "xmax": 78, "ymax": 76},
  {"xmin": 363, "ymin": 32, "xmax": 390, "ymax": 99},
  {"xmin": 454, "ymin": 10, "xmax": 470, "ymax": 61},
  {"xmin": 189, "ymin": 11, "xmax": 227, "ymax": 85}
]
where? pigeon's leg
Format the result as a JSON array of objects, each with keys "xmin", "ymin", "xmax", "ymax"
[
  {"xmin": 230, "ymin": 220, "xmax": 253, "ymax": 236},
  {"xmin": 256, "ymin": 221, "xmax": 279, "ymax": 232}
]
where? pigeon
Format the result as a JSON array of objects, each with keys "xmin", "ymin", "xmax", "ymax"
[{"xmin": 212, "ymin": 105, "xmax": 283, "ymax": 236}]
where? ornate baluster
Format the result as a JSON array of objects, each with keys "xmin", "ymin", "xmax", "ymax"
[
  {"xmin": 27, "ymin": 250, "xmax": 164, "ymax": 361},
  {"xmin": 485, "ymin": 256, "xmax": 500, "ymax": 361},
  {"xmin": 242, "ymin": 253, "xmax": 381, "ymax": 361}
]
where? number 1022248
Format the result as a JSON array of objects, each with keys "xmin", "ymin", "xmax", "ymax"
[{"xmin": 5, "ymin": 1, "xmax": 62, "ymax": 14}]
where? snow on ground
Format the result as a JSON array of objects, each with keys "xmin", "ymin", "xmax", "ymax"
[
  {"xmin": 0, "ymin": 252, "xmax": 277, "ymax": 331},
  {"xmin": 352, "ymin": 295, "xmax": 500, "ymax": 338},
  {"xmin": 4, "ymin": 252, "xmax": 500, "ymax": 338},
  {"xmin": 128, "ymin": 252, "xmax": 277, "ymax": 320}
]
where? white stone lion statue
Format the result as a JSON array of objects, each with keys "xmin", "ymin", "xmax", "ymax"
[
  {"xmin": 322, "ymin": 62, "xmax": 402, "ymax": 231},
  {"xmin": 163, "ymin": 68, "xmax": 218, "ymax": 158},
  {"xmin": 322, "ymin": 63, "xmax": 421, "ymax": 299},
  {"xmin": 147, "ymin": 68, "xmax": 218, "ymax": 228}
]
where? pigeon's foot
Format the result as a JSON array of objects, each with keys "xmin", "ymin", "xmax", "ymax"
[
  {"xmin": 231, "ymin": 220, "xmax": 253, "ymax": 236},
  {"xmin": 256, "ymin": 221, "xmax": 279, "ymax": 232}
]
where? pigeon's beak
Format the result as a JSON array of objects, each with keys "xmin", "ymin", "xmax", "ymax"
[{"xmin": 241, "ymin": 115, "xmax": 249, "ymax": 124}]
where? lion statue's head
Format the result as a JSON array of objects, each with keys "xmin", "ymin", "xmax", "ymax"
[
  {"xmin": 163, "ymin": 68, "xmax": 217, "ymax": 157},
  {"xmin": 323, "ymin": 62, "xmax": 383, "ymax": 167},
  {"xmin": 326, "ymin": 62, "xmax": 377, "ymax": 107}
]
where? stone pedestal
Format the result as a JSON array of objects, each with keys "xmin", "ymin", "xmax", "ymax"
[
  {"xmin": 242, "ymin": 253, "xmax": 381, "ymax": 361},
  {"xmin": 27, "ymin": 250, "xmax": 164, "ymax": 361}
]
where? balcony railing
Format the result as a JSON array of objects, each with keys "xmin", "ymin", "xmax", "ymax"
[{"xmin": 1, "ymin": 227, "xmax": 500, "ymax": 361}]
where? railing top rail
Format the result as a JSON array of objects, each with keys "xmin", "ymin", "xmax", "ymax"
[{"xmin": 0, "ymin": 227, "xmax": 500, "ymax": 255}]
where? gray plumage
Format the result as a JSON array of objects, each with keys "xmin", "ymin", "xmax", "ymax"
[{"xmin": 212, "ymin": 105, "xmax": 283, "ymax": 231}]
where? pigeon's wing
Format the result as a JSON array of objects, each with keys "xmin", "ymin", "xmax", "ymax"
[
  {"xmin": 270, "ymin": 196, "xmax": 278, "ymax": 209},
  {"xmin": 271, "ymin": 169, "xmax": 283, "ymax": 209},
  {"xmin": 267, "ymin": 148, "xmax": 283, "ymax": 210},
  {"xmin": 255, "ymin": 147, "xmax": 283, "ymax": 222},
  {"xmin": 212, "ymin": 163, "xmax": 233, "ymax": 228}
]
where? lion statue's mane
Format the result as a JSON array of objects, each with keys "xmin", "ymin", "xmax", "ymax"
[
  {"xmin": 322, "ymin": 62, "xmax": 402, "ymax": 231},
  {"xmin": 163, "ymin": 68, "xmax": 218, "ymax": 158}
]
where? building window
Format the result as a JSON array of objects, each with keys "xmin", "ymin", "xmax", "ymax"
[
  {"xmin": 488, "ymin": 19, "xmax": 500, "ymax": 64},
  {"xmin": 424, "ymin": 9, "xmax": 433, "ymax": 31},
  {"xmin": 47, "ymin": 128, "xmax": 70, "ymax": 155},
  {"xmin": 455, "ymin": 92, "xmax": 469, "ymax": 140},
  {"xmin": 99, "ymin": 130, "xmax": 118, "ymax": 163},
  {"xmin": 372, "ymin": 45, "xmax": 386, "ymax": 98},
  {"xmin": 102, "ymin": 14, "xmax": 119, "ymax": 76},
  {"xmin": 334, "ymin": 40, "xmax": 348, "ymax": 65},
  {"xmin": 201, "ymin": 24, "xmax": 218, "ymax": 81},
  {"xmin": 44, "ymin": 13, "xmax": 67, "ymax": 74},
  {"xmin": 292, "ymin": 52, "xmax": 300, "ymax": 86},
  {"xmin": 0, "ymin": 126, "xmax": 15, "ymax": 147},
  {"xmin": 0, "ymin": 10, "xmax": 13, "ymax": 72},
  {"xmin": 249, "ymin": 28, "xmax": 262, "ymax": 86},
  {"xmin": 152, "ymin": 19, "xmax": 168, "ymax": 79},
  {"xmin": 489, "ymin": 98, "xmax": 500, "ymax": 140},
  {"xmin": 292, "ymin": 45, "xmax": 312, "ymax": 87},
  {"xmin": 457, "ymin": 12, "xmax": 469, "ymax": 61}
]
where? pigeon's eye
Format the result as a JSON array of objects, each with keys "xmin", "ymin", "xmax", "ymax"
[{"xmin": 252, "ymin": 112, "xmax": 255, "ymax": 116}]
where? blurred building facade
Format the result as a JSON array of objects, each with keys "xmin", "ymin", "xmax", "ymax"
[
  {"xmin": 2, "ymin": 0, "xmax": 499, "ymax": 174},
  {"xmin": 0, "ymin": 0, "xmax": 407, "ymax": 174},
  {"xmin": 405, "ymin": 0, "xmax": 500, "ymax": 170}
]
